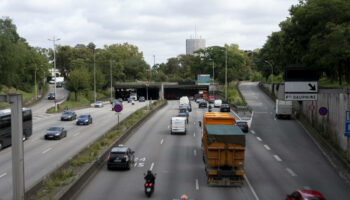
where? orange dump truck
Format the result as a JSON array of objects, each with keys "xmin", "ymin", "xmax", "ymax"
[{"xmin": 201, "ymin": 112, "xmax": 245, "ymax": 186}]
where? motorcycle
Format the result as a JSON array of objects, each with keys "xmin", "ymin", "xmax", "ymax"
[
  {"xmin": 144, "ymin": 179, "xmax": 154, "ymax": 197},
  {"xmin": 144, "ymin": 172, "xmax": 156, "ymax": 197}
]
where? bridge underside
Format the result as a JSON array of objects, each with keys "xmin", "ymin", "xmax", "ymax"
[{"xmin": 114, "ymin": 84, "xmax": 208, "ymax": 100}]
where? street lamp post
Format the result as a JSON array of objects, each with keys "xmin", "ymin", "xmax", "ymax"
[
  {"xmin": 93, "ymin": 49, "xmax": 96, "ymax": 103},
  {"xmin": 264, "ymin": 60, "xmax": 274, "ymax": 83},
  {"xmin": 48, "ymin": 36, "xmax": 60, "ymax": 112},
  {"xmin": 225, "ymin": 47, "xmax": 228, "ymax": 102},
  {"xmin": 212, "ymin": 61, "xmax": 215, "ymax": 96}
]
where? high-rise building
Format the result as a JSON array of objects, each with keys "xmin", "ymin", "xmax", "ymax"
[{"xmin": 186, "ymin": 38, "xmax": 206, "ymax": 55}]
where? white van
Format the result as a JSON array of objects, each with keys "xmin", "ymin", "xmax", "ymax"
[
  {"xmin": 214, "ymin": 99, "xmax": 222, "ymax": 108},
  {"xmin": 179, "ymin": 96, "xmax": 189, "ymax": 106},
  {"xmin": 170, "ymin": 117, "xmax": 186, "ymax": 135}
]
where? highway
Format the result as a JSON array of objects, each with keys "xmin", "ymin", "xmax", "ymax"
[
  {"xmin": 0, "ymin": 96, "xmax": 149, "ymax": 200},
  {"xmin": 76, "ymin": 82, "xmax": 350, "ymax": 200}
]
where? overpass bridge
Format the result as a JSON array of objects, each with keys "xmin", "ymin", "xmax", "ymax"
[{"xmin": 113, "ymin": 82, "xmax": 209, "ymax": 100}]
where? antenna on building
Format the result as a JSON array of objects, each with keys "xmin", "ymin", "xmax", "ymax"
[{"xmin": 195, "ymin": 24, "xmax": 197, "ymax": 39}]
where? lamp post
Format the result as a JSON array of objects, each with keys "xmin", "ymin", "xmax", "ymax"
[
  {"xmin": 93, "ymin": 48, "xmax": 96, "ymax": 104},
  {"xmin": 264, "ymin": 60, "xmax": 274, "ymax": 83},
  {"xmin": 48, "ymin": 36, "xmax": 60, "ymax": 112},
  {"xmin": 34, "ymin": 66, "xmax": 37, "ymax": 100},
  {"xmin": 212, "ymin": 61, "xmax": 215, "ymax": 96},
  {"xmin": 225, "ymin": 47, "xmax": 228, "ymax": 102}
]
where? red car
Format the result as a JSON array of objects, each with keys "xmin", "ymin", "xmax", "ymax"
[{"xmin": 286, "ymin": 190, "xmax": 326, "ymax": 200}]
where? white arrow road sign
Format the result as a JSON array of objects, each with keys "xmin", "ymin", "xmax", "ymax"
[{"xmin": 285, "ymin": 81, "xmax": 318, "ymax": 93}]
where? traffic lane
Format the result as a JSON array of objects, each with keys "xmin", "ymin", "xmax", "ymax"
[
  {"xmin": 239, "ymin": 82, "xmax": 350, "ymax": 199},
  {"xmin": 31, "ymin": 85, "xmax": 69, "ymax": 115},
  {"xmin": 77, "ymin": 101, "xmax": 257, "ymax": 200},
  {"xmin": 76, "ymin": 101, "xmax": 175, "ymax": 200},
  {"xmin": 239, "ymin": 82, "xmax": 275, "ymax": 113},
  {"xmin": 0, "ymin": 101, "xmax": 148, "ymax": 200}
]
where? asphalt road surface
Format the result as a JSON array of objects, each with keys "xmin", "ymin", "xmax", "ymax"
[
  {"xmin": 0, "ymin": 100, "xmax": 149, "ymax": 200},
  {"xmin": 76, "ymin": 83, "xmax": 350, "ymax": 200},
  {"xmin": 30, "ymin": 84, "xmax": 70, "ymax": 116}
]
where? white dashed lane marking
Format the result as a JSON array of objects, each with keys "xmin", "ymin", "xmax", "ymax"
[
  {"xmin": 274, "ymin": 155, "xmax": 282, "ymax": 162},
  {"xmin": 195, "ymin": 179, "xmax": 199, "ymax": 190},
  {"xmin": 42, "ymin": 147, "xmax": 52, "ymax": 154},
  {"xmin": 264, "ymin": 145, "xmax": 271, "ymax": 150},
  {"xmin": 286, "ymin": 168, "xmax": 297, "ymax": 177},
  {"xmin": 160, "ymin": 139, "xmax": 164, "ymax": 144},
  {"xmin": 256, "ymin": 137, "xmax": 262, "ymax": 142},
  {"xmin": 0, "ymin": 173, "xmax": 7, "ymax": 179}
]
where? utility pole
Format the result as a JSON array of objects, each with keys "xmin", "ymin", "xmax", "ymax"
[
  {"xmin": 34, "ymin": 66, "xmax": 37, "ymax": 100},
  {"xmin": 265, "ymin": 60, "xmax": 274, "ymax": 83},
  {"xmin": 110, "ymin": 60, "xmax": 113, "ymax": 101},
  {"xmin": 212, "ymin": 61, "xmax": 215, "ymax": 96},
  {"xmin": 225, "ymin": 47, "xmax": 228, "ymax": 102},
  {"xmin": 48, "ymin": 36, "xmax": 60, "ymax": 112},
  {"xmin": 0, "ymin": 94, "xmax": 24, "ymax": 200},
  {"xmin": 93, "ymin": 49, "xmax": 96, "ymax": 103}
]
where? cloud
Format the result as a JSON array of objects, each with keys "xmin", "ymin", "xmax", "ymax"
[{"xmin": 0, "ymin": 0, "xmax": 299, "ymax": 65}]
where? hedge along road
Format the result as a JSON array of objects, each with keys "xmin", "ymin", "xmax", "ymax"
[{"xmin": 0, "ymin": 100, "xmax": 149, "ymax": 200}]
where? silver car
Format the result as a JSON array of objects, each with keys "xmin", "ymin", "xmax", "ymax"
[{"xmin": 94, "ymin": 101, "xmax": 103, "ymax": 108}]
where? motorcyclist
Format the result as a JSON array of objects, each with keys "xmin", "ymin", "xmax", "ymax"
[
  {"xmin": 144, "ymin": 170, "xmax": 155, "ymax": 184},
  {"xmin": 181, "ymin": 194, "xmax": 188, "ymax": 200}
]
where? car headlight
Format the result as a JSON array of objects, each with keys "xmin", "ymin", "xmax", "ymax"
[{"xmin": 55, "ymin": 133, "xmax": 60, "ymax": 136}]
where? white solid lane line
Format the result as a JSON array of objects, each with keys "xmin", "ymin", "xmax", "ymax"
[
  {"xmin": 244, "ymin": 175, "xmax": 260, "ymax": 200},
  {"xmin": 195, "ymin": 179, "xmax": 199, "ymax": 190},
  {"xmin": 160, "ymin": 139, "xmax": 164, "ymax": 144},
  {"xmin": 150, "ymin": 162, "xmax": 154, "ymax": 171},
  {"xmin": 274, "ymin": 155, "xmax": 282, "ymax": 162},
  {"xmin": 42, "ymin": 147, "xmax": 53, "ymax": 154},
  {"xmin": 286, "ymin": 168, "xmax": 297, "ymax": 177},
  {"xmin": 0, "ymin": 173, "xmax": 7, "ymax": 179},
  {"xmin": 73, "ymin": 132, "xmax": 81, "ymax": 137},
  {"xmin": 264, "ymin": 144, "xmax": 271, "ymax": 150},
  {"xmin": 256, "ymin": 137, "xmax": 262, "ymax": 142}
]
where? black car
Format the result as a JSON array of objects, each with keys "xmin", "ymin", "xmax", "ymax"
[
  {"xmin": 199, "ymin": 100, "xmax": 208, "ymax": 108},
  {"xmin": 76, "ymin": 114, "xmax": 92, "ymax": 125},
  {"xmin": 48, "ymin": 92, "xmax": 55, "ymax": 100},
  {"xmin": 236, "ymin": 120, "xmax": 249, "ymax": 133},
  {"xmin": 61, "ymin": 111, "xmax": 77, "ymax": 121},
  {"xmin": 139, "ymin": 96, "xmax": 145, "ymax": 102},
  {"xmin": 45, "ymin": 127, "xmax": 67, "ymax": 140},
  {"xmin": 220, "ymin": 104, "xmax": 231, "ymax": 112},
  {"xmin": 107, "ymin": 146, "xmax": 135, "ymax": 170}
]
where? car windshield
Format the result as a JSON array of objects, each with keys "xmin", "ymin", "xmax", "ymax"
[
  {"xmin": 63, "ymin": 112, "xmax": 72, "ymax": 115},
  {"xmin": 79, "ymin": 115, "xmax": 89, "ymax": 119},
  {"xmin": 96, "ymin": 101, "xmax": 102, "ymax": 104},
  {"xmin": 237, "ymin": 122, "xmax": 247, "ymax": 125},
  {"xmin": 48, "ymin": 127, "xmax": 61, "ymax": 131}
]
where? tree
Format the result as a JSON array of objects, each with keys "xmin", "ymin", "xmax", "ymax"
[{"xmin": 66, "ymin": 67, "xmax": 90, "ymax": 101}]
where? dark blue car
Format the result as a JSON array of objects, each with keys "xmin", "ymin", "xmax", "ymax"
[{"xmin": 76, "ymin": 114, "xmax": 92, "ymax": 125}]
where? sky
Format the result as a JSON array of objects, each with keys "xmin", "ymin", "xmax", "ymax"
[{"xmin": 0, "ymin": 0, "xmax": 299, "ymax": 65}]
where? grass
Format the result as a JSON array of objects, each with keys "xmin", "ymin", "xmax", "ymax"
[
  {"xmin": 318, "ymin": 77, "xmax": 350, "ymax": 88},
  {"xmin": 47, "ymin": 90, "xmax": 112, "ymax": 113},
  {"xmin": 219, "ymin": 81, "xmax": 246, "ymax": 106},
  {"xmin": 30, "ymin": 101, "xmax": 164, "ymax": 199},
  {"xmin": 0, "ymin": 85, "xmax": 48, "ymax": 109}
]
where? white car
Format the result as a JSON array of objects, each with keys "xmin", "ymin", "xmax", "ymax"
[
  {"xmin": 214, "ymin": 99, "xmax": 222, "ymax": 108},
  {"xmin": 94, "ymin": 101, "xmax": 103, "ymax": 108}
]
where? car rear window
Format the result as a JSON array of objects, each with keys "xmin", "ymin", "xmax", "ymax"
[{"xmin": 237, "ymin": 122, "xmax": 247, "ymax": 125}]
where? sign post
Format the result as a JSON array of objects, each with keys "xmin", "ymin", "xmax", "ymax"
[{"xmin": 114, "ymin": 104, "xmax": 123, "ymax": 125}]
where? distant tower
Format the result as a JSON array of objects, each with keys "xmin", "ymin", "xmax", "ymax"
[{"xmin": 186, "ymin": 26, "xmax": 206, "ymax": 55}]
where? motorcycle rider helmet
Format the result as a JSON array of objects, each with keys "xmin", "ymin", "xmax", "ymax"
[{"xmin": 181, "ymin": 194, "xmax": 188, "ymax": 200}]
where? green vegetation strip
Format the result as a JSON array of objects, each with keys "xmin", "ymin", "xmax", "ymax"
[
  {"xmin": 29, "ymin": 100, "xmax": 164, "ymax": 200},
  {"xmin": 218, "ymin": 81, "xmax": 246, "ymax": 106}
]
